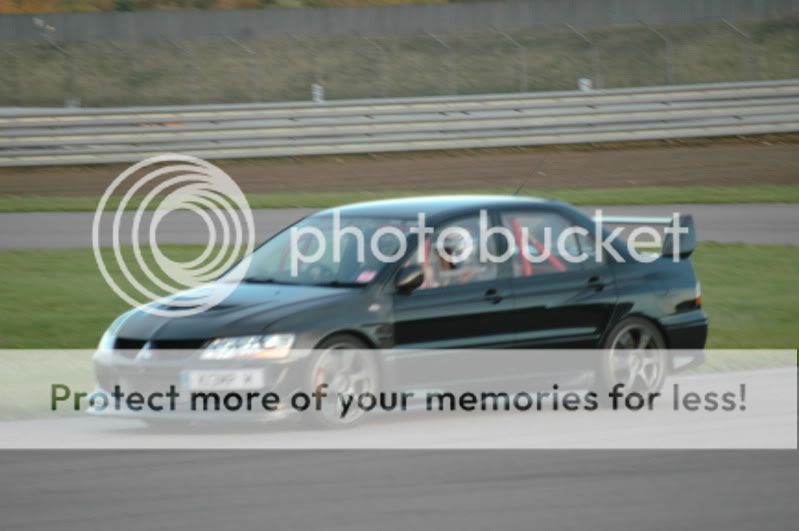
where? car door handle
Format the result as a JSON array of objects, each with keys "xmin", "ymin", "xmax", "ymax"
[
  {"xmin": 483, "ymin": 288, "xmax": 504, "ymax": 304},
  {"xmin": 586, "ymin": 276, "xmax": 606, "ymax": 291}
]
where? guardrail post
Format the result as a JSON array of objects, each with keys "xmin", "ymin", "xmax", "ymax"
[
  {"xmin": 227, "ymin": 36, "xmax": 258, "ymax": 103},
  {"xmin": 493, "ymin": 26, "xmax": 527, "ymax": 93},
  {"xmin": 638, "ymin": 19, "xmax": 674, "ymax": 86},
  {"xmin": 360, "ymin": 34, "xmax": 389, "ymax": 98},
  {"xmin": 722, "ymin": 19, "xmax": 757, "ymax": 81},
  {"xmin": 566, "ymin": 24, "xmax": 602, "ymax": 90},
  {"xmin": 288, "ymin": 33, "xmax": 322, "ymax": 100},
  {"xmin": 427, "ymin": 32, "xmax": 457, "ymax": 95}
]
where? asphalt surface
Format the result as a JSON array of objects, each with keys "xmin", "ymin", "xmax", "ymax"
[
  {"xmin": 0, "ymin": 203, "xmax": 797, "ymax": 249},
  {"xmin": 1, "ymin": 449, "xmax": 797, "ymax": 531},
  {"xmin": 0, "ymin": 369, "xmax": 796, "ymax": 529}
]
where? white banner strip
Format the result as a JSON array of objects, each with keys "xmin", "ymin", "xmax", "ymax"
[{"xmin": 0, "ymin": 349, "xmax": 794, "ymax": 449}]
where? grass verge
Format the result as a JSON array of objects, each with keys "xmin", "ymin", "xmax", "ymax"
[
  {"xmin": 2, "ymin": 19, "xmax": 797, "ymax": 106},
  {"xmin": 2, "ymin": 185, "xmax": 799, "ymax": 212}
]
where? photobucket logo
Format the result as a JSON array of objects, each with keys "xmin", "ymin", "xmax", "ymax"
[
  {"xmin": 289, "ymin": 209, "xmax": 689, "ymax": 275},
  {"xmin": 92, "ymin": 154, "xmax": 255, "ymax": 317}
]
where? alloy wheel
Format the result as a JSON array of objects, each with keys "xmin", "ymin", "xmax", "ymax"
[
  {"xmin": 310, "ymin": 343, "xmax": 377, "ymax": 426},
  {"xmin": 608, "ymin": 323, "xmax": 665, "ymax": 392}
]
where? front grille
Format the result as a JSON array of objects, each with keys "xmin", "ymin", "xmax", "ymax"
[
  {"xmin": 114, "ymin": 337, "xmax": 147, "ymax": 350},
  {"xmin": 150, "ymin": 339, "xmax": 207, "ymax": 350}
]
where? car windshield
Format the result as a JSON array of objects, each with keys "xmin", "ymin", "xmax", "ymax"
[{"xmin": 223, "ymin": 214, "xmax": 414, "ymax": 287}]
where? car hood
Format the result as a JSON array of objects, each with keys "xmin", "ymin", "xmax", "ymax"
[{"xmin": 112, "ymin": 281, "xmax": 357, "ymax": 342}]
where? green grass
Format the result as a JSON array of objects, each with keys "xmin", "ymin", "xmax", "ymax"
[
  {"xmin": 694, "ymin": 243, "xmax": 799, "ymax": 351},
  {"xmin": 0, "ymin": 243, "xmax": 796, "ymax": 418},
  {"xmin": 0, "ymin": 243, "xmax": 796, "ymax": 350},
  {"xmin": 1, "ymin": 19, "xmax": 797, "ymax": 106},
  {"xmin": 0, "ymin": 246, "xmax": 211, "ymax": 348},
  {"xmin": 0, "ymin": 246, "xmax": 210, "ymax": 419},
  {"xmin": 2, "ymin": 185, "xmax": 799, "ymax": 213}
]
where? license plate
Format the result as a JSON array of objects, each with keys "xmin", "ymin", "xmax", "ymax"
[{"xmin": 182, "ymin": 369, "xmax": 264, "ymax": 391}]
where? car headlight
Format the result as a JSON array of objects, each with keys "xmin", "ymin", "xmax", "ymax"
[{"xmin": 200, "ymin": 334, "xmax": 295, "ymax": 360}]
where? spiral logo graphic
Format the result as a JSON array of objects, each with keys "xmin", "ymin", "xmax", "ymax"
[{"xmin": 92, "ymin": 154, "xmax": 255, "ymax": 317}]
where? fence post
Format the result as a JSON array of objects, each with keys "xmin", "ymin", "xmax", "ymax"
[
  {"xmin": 7, "ymin": 49, "xmax": 21, "ymax": 106},
  {"xmin": 288, "ymin": 33, "xmax": 322, "ymax": 99},
  {"xmin": 566, "ymin": 24, "xmax": 602, "ymax": 90},
  {"xmin": 35, "ymin": 18, "xmax": 77, "ymax": 107},
  {"xmin": 227, "ymin": 36, "xmax": 258, "ymax": 102},
  {"xmin": 493, "ymin": 26, "xmax": 527, "ymax": 93},
  {"xmin": 722, "ymin": 18, "xmax": 757, "ymax": 81},
  {"xmin": 360, "ymin": 34, "xmax": 388, "ymax": 98},
  {"xmin": 638, "ymin": 19, "xmax": 674, "ymax": 86},
  {"xmin": 106, "ymin": 40, "xmax": 132, "ymax": 105},
  {"xmin": 427, "ymin": 32, "xmax": 457, "ymax": 95}
]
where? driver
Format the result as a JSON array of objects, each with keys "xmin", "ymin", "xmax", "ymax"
[{"xmin": 423, "ymin": 232, "xmax": 477, "ymax": 288}]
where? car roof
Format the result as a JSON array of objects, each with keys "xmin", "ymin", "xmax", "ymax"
[{"xmin": 315, "ymin": 195, "xmax": 556, "ymax": 221}]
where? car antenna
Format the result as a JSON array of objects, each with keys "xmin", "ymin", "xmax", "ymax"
[{"xmin": 513, "ymin": 158, "xmax": 547, "ymax": 196}]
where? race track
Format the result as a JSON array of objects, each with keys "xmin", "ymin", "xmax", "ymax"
[
  {"xmin": 0, "ymin": 368, "xmax": 797, "ymax": 529},
  {"xmin": 1, "ymin": 203, "xmax": 797, "ymax": 249},
  {"xmin": 1, "ymin": 451, "xmax": 797, "ymax": 530}
]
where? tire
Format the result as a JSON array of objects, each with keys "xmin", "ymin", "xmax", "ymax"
[
  {"xmin": 595, "ymin": 317, "xmax": 668, "ymax": 401},
  {"xmin": 302, "ymin": 334, "xmax": 379, "ymax": 430}
]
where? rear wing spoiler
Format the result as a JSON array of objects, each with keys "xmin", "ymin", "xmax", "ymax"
[{"xmin": 595, "ymin": 214, "xmax": 697, "ymax": 258}]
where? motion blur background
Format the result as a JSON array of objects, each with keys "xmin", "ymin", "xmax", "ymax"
[{"xmin": 1, "ymin": 0, "xmax": 797, "ymax": 105}]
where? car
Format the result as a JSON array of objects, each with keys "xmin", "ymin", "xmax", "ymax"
[{"xmin": 92, "ymin": 195, "xmax": 708, "ymax": 428}]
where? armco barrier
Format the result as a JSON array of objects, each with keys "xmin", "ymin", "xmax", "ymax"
[{"xmin": 0, "ymin": 79, "xmax": 797, "ymax": 167}]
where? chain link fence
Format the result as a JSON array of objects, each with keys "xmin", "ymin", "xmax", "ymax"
[{"xmin": 0, "ymin": 18, "xmax": 797, "ymax": 107}]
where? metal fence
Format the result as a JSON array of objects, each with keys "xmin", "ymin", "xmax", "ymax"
[
  {"xmin": 1, "ymin": 0, "xmax": 798, "ymax": 42},
  {"xmin": 2, "ymin": 79, "xmax": 797, "ymax": 167}
]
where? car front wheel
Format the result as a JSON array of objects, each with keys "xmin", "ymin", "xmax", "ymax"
[{"xmin": 303, "ymin": 334, "xmax": 379, "ymax": 429}]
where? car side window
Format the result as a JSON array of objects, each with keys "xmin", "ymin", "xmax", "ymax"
[
  {"xmin": 500, "ymin": 211, "xmax": 596, "ymax": 278},
  {"xmin": 412, "ymin": 215, "xmax": 498, "ymax": 290}
]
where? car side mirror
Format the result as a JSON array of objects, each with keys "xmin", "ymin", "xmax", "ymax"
[{"xmin": 395, "ymin": 264, "xmax": 424, "ymax": 293}]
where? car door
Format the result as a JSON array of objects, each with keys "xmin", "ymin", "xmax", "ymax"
[
  {"xmin": 500, "ymin": 208, "xmax": 618, "ymax": 348},
  {"xmin": 391, "ymin": 212, "xmax": 515, "ymax": 349}
]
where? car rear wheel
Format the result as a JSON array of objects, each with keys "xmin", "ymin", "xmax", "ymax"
[
  {"xmin": 597, "ymin": 317, "xmax": 668, "ymax": 396},
  {"xmin": 303, "ymin": 334, "xmax": 378, "ymax": 429}
]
